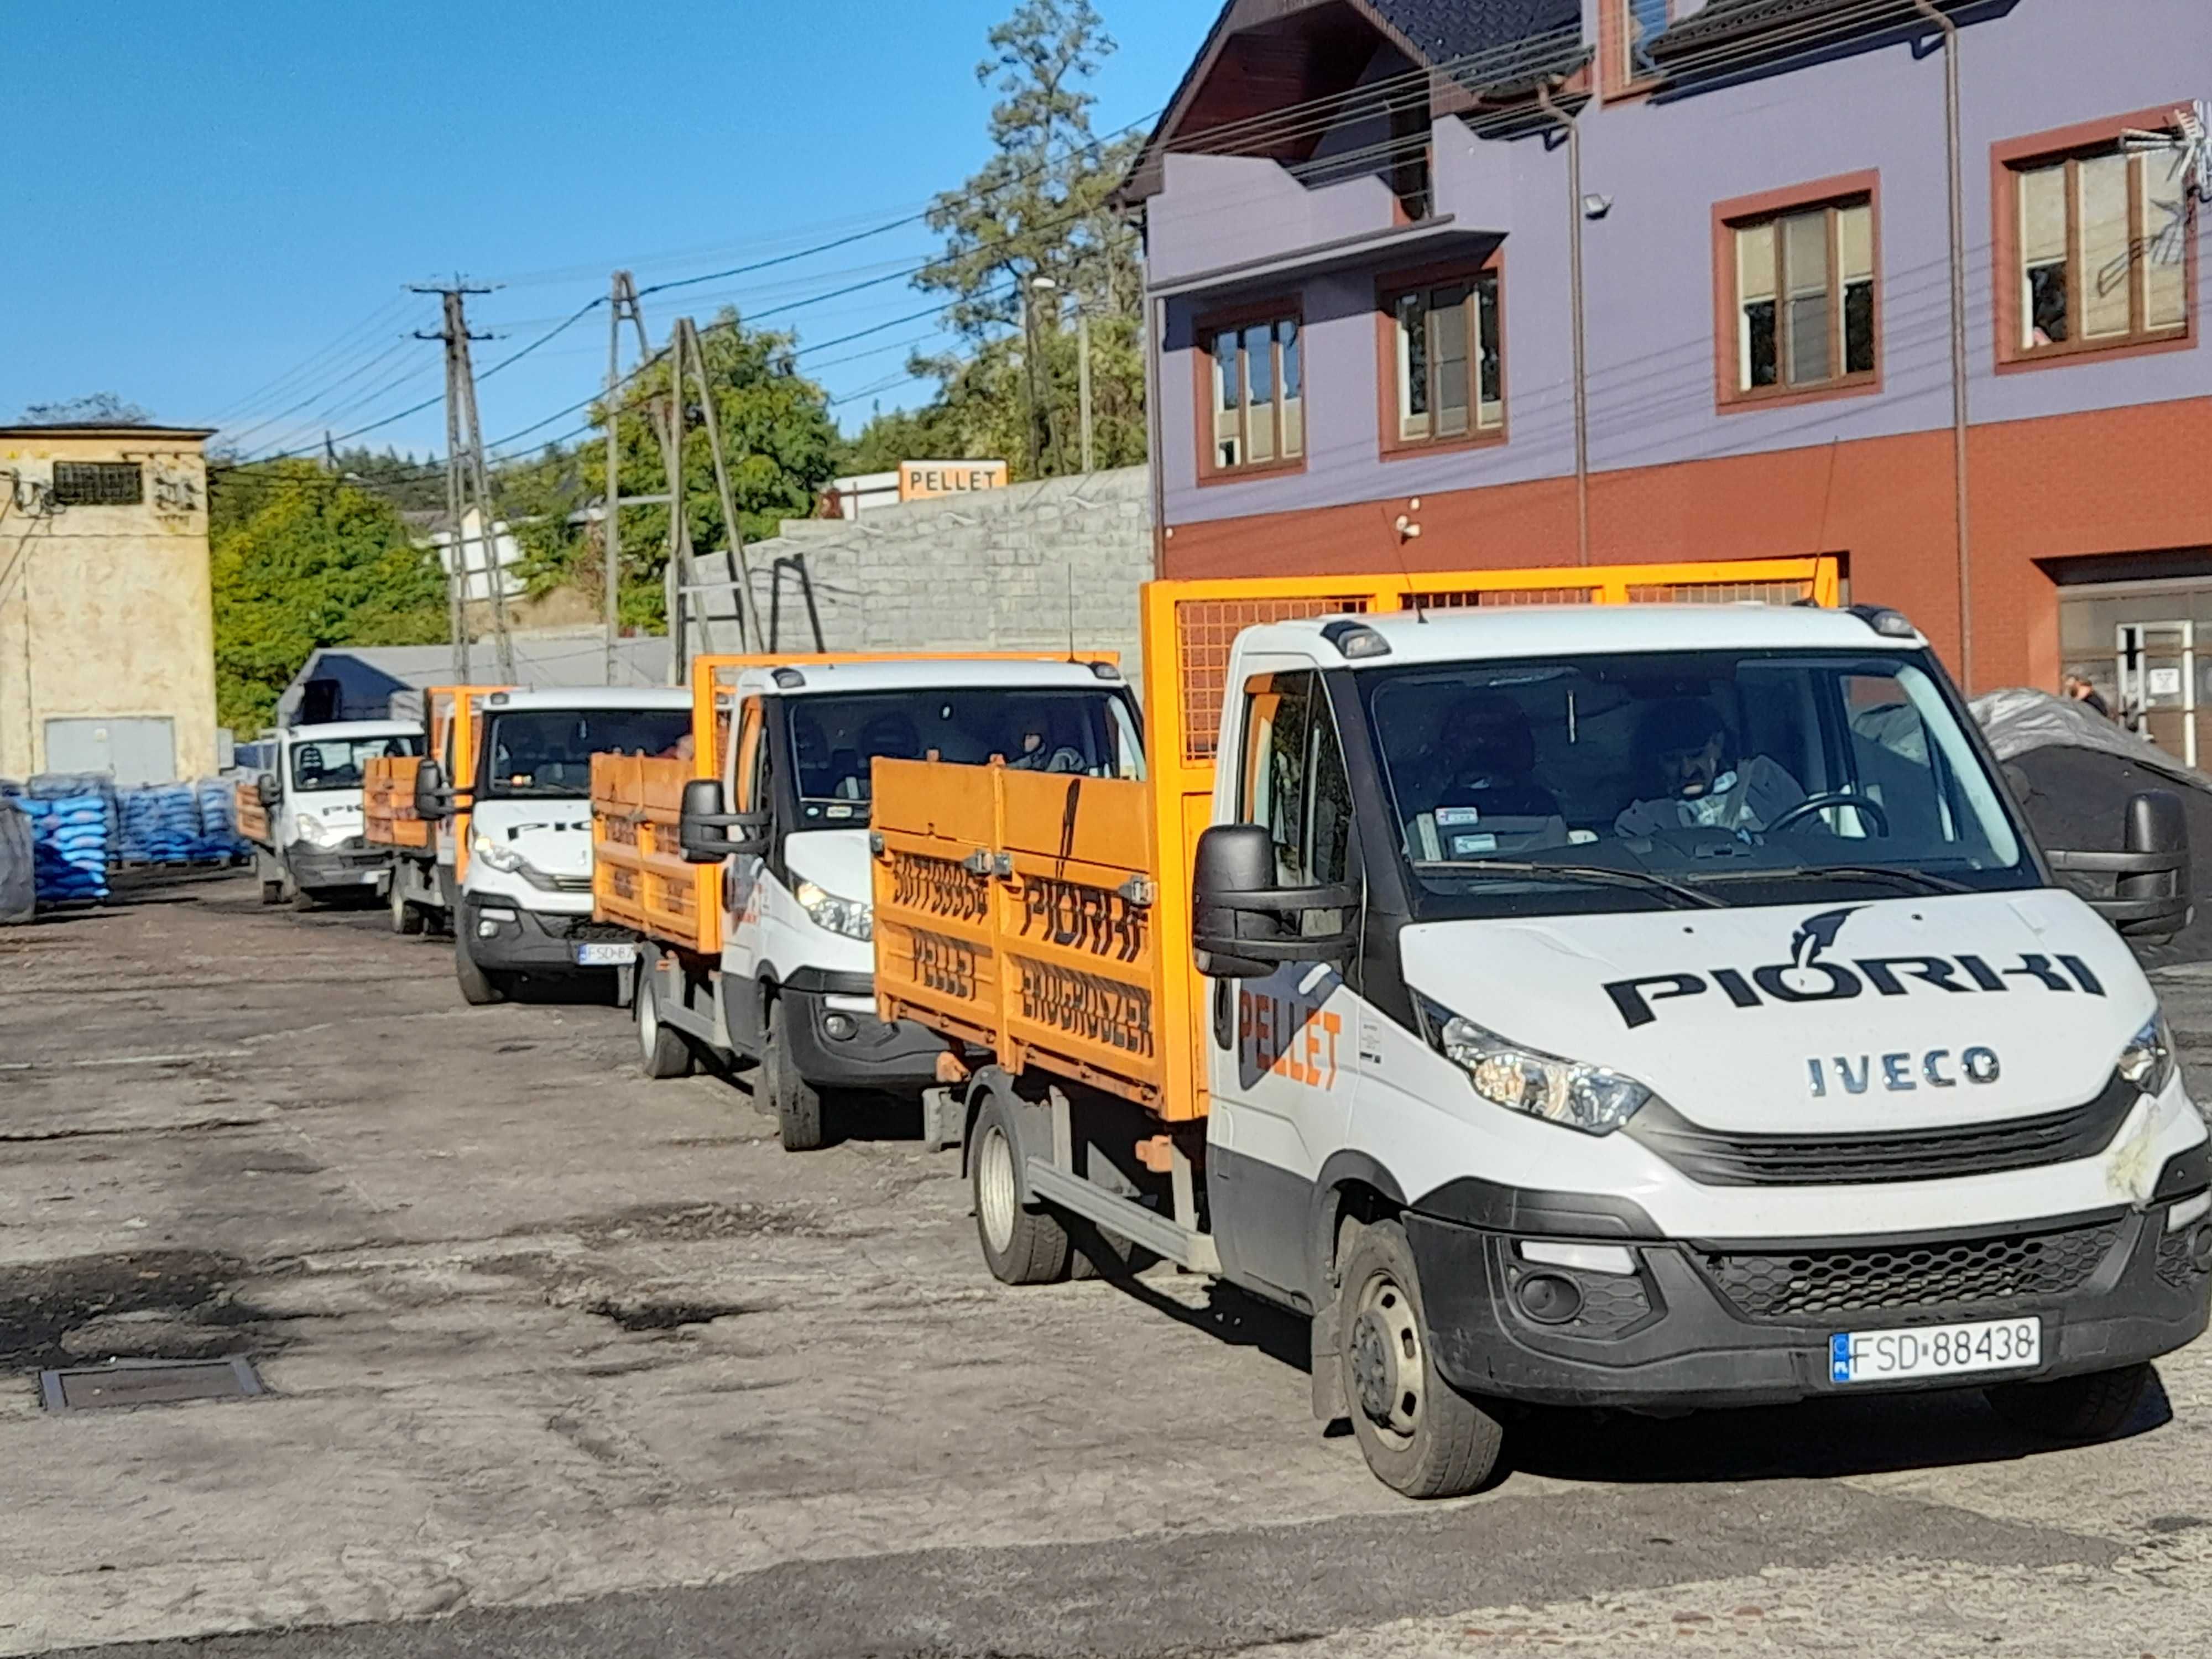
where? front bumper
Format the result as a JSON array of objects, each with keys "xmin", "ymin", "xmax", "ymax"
[
  {"xmin": 780, "ymin": 973, "xmax": 947, "ymax": 1092},
  {"xmin": 1406, "ymin": 1193, "xmax": 2212, "ymax": 1411},
  {"xmin": 463, "ymin": 895, "xmax": 635, "ymax": 975},
  {"xmin": 289, "ymin": 838, "xmax": 389, "ymax": 889}
]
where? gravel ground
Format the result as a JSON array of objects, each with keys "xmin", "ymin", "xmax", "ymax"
[{"xmin": 0, "ymin": 877, "xmax": 2207, "ymax": 1658}]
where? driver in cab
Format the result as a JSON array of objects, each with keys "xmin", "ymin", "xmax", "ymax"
[{"xmin": 1613, "ymin": 698, "xmax": 1806, "ymax": 839}]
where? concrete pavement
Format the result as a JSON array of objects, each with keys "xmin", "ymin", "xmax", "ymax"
[{"xmin": 2, "ymin": 878, "xmax": 2208, "ymax": 1658}]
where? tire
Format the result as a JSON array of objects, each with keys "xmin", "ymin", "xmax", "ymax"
[
  {"xmin": 390, "ymin": 880, "xmax": 426, "ymax": 936},
  {"xmin": 1335, "ymin": 1218, "xmax": 1504, "ymax": 1498},
  {"xmin": 453, "ymin": 925, "xmax": 508, "ymax": 1006},
  {"xmin": 970, "ymin": 1089, "xmax": 1069, "ymax": 1285},
  {"xmin": 1986, "ymin": 1361, "xmax": 2152, "ymax": 1442},
  {"xmin": 260, "ymin": 879, "xmax": 285, "ymax": 906},
  {"xmin": 761, "ymin": 999, "xmax": 826, "ymax": 1150},
  {"xmin": 636, "ymin": 965, "xmax": 695, "ymax": 1079}
]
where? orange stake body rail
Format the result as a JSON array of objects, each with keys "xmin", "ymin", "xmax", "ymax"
[{"xmin": 872, "ymin": 557, "xmax": 1840, "ymax": 1124}]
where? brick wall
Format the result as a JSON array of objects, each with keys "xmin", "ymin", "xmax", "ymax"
[{"xmin": 685, "ymin": 467, "xmax": 1155, "ymax": 683}]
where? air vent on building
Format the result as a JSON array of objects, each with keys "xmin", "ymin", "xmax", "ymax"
[{"xmin": 51, "ymin": 461, "xmax": 145, "ymax": 507}]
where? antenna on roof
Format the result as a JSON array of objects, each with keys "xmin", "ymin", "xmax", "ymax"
[
  {"xmin": 1066, "ymin": 560, "xmax": 1077, "ymax": 660},
  {"xmin": 2121, "ymin": 100, "xmax": 2210, "ymax": 283}
]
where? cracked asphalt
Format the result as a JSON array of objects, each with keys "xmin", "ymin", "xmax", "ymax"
[{"xmin": 3, "ymin": 875, "xmax": 2211, "ymax": 1657}]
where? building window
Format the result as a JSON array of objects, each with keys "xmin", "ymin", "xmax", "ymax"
[
  {"xmin": 1384, "ymin": 268, "xmax": 1503, "ymax": 449},
  {"xmin": 50, "ymin": 461, "xmax": 144, "ymax": 506},
  {"xmin": 2010, "ymin": 147, "xmax": 2189, "ymax": 357},
  {"xmin": 1603, "ymin": 0, "xmax": 1673, "ymax": 95},
  {"xmin": 1728, "ymin": 196, "xmax": 1875, "ymax": 397},
  {"xmin": 1204, "ymin": 312, "xmax": 1303, "ymax": 476}
]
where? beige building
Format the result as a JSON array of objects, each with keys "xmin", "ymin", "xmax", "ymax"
[{"xmin": 0, "ymin": 425, "xmax": 218, "ymax": 783}]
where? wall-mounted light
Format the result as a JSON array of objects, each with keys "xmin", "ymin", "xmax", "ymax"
[{"xmin": 1582, "ymin": 194, "xmax": 1613, "ymax": 220}]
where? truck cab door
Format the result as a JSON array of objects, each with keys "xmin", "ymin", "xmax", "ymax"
[
  {"xmin": 719, "ymin": 696, "xmax": 773, "ymax": 1046},
  {"xmin": 1203, "ymin": 660, "xmax": 1363, "ymax": 1307}
]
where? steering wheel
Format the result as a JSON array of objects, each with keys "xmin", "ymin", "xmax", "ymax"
[{"xmin": 1767, "ymin": 792, "xmax": 1890, "ymax": 837}]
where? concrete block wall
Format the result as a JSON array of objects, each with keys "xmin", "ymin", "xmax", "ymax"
[{"xmin": 686, "ymin": 467, "xmax": 1154, "ymax": 685}]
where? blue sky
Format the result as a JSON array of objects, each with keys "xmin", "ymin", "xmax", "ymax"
[{"xmin": 2, "ymin": 0, "xmax": 1202, "ymax": 458}]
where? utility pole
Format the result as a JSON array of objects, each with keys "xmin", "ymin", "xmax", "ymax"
[
  {"xmin": 415, "ymin": 280, "xmax": 517, "ymax": 682},
  {"xmin": 674, "ymin": 316, "xmax": 757, "ymax": 653},
  {"xmin": 658, "ymin": 328, "xmax": 692, "ymax": 686},
  {"xmin": 602, "ymin": 271, "xmax": 654, "ymax": 684},
  {"xmin": 416, "ymin": 293, "xmax": 476, "ymax": 684},
  {"xmin": 1535, "ymin": 82, "xmax": 1592, "ymax": 567}
]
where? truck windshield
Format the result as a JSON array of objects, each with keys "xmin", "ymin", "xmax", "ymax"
[
  {"xmin": 1358, "ymin": 648, "xmax": 2035, "ymax": 917},
  {"xmin": 290, "ymin": 734, "xmax": 420, "ymax": 790},
  {"xmin": 786, "ymin": 688, "xmax": 1144, "ymax": 826},
  {"xmin": 479, "ymin": 709, "xmax": 691, "ymax": 799}
]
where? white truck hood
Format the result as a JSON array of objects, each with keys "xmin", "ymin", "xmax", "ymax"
[
  {"xmin": 468, "ymin": 798, "xmax": 595, "ymax": 881},
  {"xmin": 782, "ymin": 827, "xmax": 872, "ymax": 902},
  {"xmin": 1399, "ymin": 886, "xmax": 2154, "ymax": 1137},
  {"xmin": 290, "ymin": 789, "xmax": 365, "ymax": 832}
]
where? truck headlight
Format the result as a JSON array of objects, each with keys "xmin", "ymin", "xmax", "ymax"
[
  {"xmin": 2119, "ymin": 1012, "xmax": 2177, "ymax": 1096},
  {"xmin": 472, "ymin": 835, "xmax": 524, "ymax": 874},
  {"xmin": 296, "ymin": 813, "xmax": 339, "ymax": 848},
  {"xmin": 1419, "ymin": 996, "xmax": 1654, "ymax": 1135},
  {"xmin": 794, "ymin": 878, "xmax": 873, "ymax": 941}
]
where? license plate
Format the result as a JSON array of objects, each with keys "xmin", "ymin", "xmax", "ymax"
[
  {"xmin": 574, "ymin": 941, "xmax": 637, "ymax": 967},
  {"xmin": 1829, "ymin": 1317, "xmax": 2041, "ymax": 1385}
]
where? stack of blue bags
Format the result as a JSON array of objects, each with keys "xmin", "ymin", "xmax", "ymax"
[
  {"xmin": 194, "ymin": 778, "xmax": 249, "ymax": 862},
  {"xmin": 119, "ymin": 782, "xmax": 204, "ymax": 864},
  {"xmin": 18, "ymin": 774, "xmax": 115, "ymax": 902}
]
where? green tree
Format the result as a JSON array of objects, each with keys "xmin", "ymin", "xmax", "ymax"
[
  {"xmin": 208, "ymin": 461, "xmax": 448, "ymax": 731},
  {"xmin": 910, "ymin": 0, "xmax": 1146, "ymax": 478},
  {"xmin": 510, "ymin": 307, "xmax": 838, "ymax": 629},
  {"xmin": 833, "ymin": 403, "xmax": 963, "ymax": 477}
]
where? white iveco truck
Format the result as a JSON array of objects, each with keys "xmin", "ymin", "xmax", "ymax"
[
  {"xmin": 415, "ymin": 686, "xmax": 693, "ymax": 1004},
  {"xmin": 245, "ymin": 721, "xmax": 422, "ymax": 906},
  {"xmin": 859, "ymin": 588, "xmax": 2212, "ymax": 1499}
]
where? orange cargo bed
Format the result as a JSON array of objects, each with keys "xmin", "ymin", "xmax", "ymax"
[
  {"xmin": 870, "ymin": 557, "xmax": 1843, "ymax": 1125},
  {"xmin": 364, "ymin": 754, "xmax": 429, "ymax": 849}
]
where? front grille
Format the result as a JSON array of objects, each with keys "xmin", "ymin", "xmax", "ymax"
[
  {"xmin": 2156, "ymin": 1226, "xmax": 2206, "ymax": 1292},
  {"xmin": 1627, "ymin": 1076, "xmax": 2138, "ymax": 1186},
  {"xmin": 1702, "ymin": 1218, "xmax": 2122, "ymax": 1323},
  {"xmin": 550, "ymin": 873, "xmax": 593, "ymax": 893},
  {"xmin": 549, "ymin": 917, "xmax": 633, "ymax": 943}
]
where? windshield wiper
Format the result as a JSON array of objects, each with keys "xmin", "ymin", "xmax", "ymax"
[
  {"xmin": 1751, "ymin": 864, "xmax": 1974, "ymax": 896},
  {"xmin": 1412, "ymin": 859, "xmax": 1728, "ymax": 910}
]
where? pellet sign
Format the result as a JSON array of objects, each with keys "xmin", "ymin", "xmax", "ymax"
[
  {"xmin": 899, "ymin": 460, "xmax": 1009, "ymax": 503},
  {"xmin": 1240, "ymin": 989, "xmax": 1342, "ymax": 1090}
]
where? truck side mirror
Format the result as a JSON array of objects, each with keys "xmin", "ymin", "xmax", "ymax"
[
  {"xmin": 413, "ymin": 759, "xmax": 449, "ymax": 821},
  {"xmin": 679, "ymin": 778, "xmax": 769, "ymax": 864},
  {"xmin": 255, "ymin": 772, "xmax": 282, "ymax": 808},
  {"xmin": 1191, "ymin": 822, "xmax": 1358, "ymax": 978},
  {"xmin": 2049, "ymin": 787, "xmax": 2191, "ymax": 941}
]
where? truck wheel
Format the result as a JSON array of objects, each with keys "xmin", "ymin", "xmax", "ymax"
[
  {"xmin": 637, "ymin": 967, "xmax": 695, "ymax": 1079},
  {"xmin": 453, "ymin": 927, "xmax": 508, "ymax": 1006},
  {"xmin": 1986, "ymin": 1362, "xmax": 2152, "ymax": 1442},
  {"xmin": 1336, "ymin": 1219, "xmax": 1503, "ymax": 1499},
  {"xmin": 260, "ymin": 879, "xmax": 285, "ymax": 906},
  {"xmin": 970, "ymin": 1090, "xmax": 1070, "ymax": 1285},
  {"xmin": 390, "ymin": 881, "xmax": 426, "ymax": 936},
  {"xmin": 762, "ymin": 999, "xmax": 826, "ymax": 1150}
]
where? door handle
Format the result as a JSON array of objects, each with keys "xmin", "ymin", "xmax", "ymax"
[{"xmin": 1213, "ymin": 978, "xmax": 1235, "ymax": 1050}]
